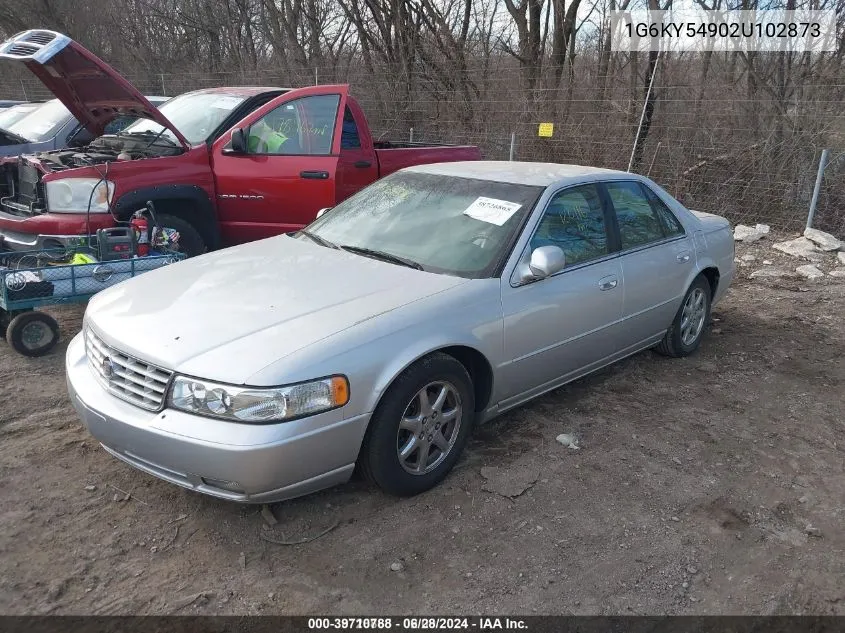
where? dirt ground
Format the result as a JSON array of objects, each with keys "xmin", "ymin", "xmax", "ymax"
[{"xmin": 1, "ymin": 234, "xmax": 844, "ymax": 616}]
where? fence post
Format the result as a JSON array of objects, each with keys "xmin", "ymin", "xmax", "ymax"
[
  {"xmin": 314, "ymin": 68, "xmax": 318, "ymax": 86},
  {"xmin": 806, "ymin": 148, "xmax": 829, "ymax": 230},
  {"xmin": 509, "ymin": 132, "xmax": 516, "ymax": 161},
  {"xmin": 409, "ymin": 127, "xmax": 414, "ymax": 143},
  {"xmin": 160, "ymin": 73, "xmax": 166, "ymax": 95}
]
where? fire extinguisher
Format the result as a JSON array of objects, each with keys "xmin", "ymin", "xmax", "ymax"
[{"xmin": 130, "ymin": 211, "xmax": 149, "ymax": 256}]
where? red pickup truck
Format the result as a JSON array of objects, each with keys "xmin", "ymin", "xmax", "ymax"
[{"xmin": 0, "ymin": 30, "xmax": 481, "ymax": 255}]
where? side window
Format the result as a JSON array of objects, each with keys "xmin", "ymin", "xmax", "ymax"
[
  {"xmin": 640, "ymin": 183, "xmax": 684, "ymax": 237},
  {"xmin": 341, "ymin": 107, "xmax": 361, "ymax": 149},
  {"xmin": 530, "ymin": 184, "xmax": 608, "ymax": 267},
  {"xmin": 606, "ymin": 181, "xmax": 665, "ymax": 250},
  {"xmin": 248, "ymin": 94, "xmax": 340, "ymax": 156}
]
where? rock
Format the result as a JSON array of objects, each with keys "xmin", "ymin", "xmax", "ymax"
[
  {"xmin": 672, "ymin": 457, "xmax": 682, "ymax": 465},
  {"xmin": 687, "ymin": 565, "xmax": 698, "ymax": 575},
  {"xmin": 740, "ymin": 254, "xmax": 756, "ymax": 262},
  {"xmin": 839, "ymin": 252, "xmax": 845, "ymax": 266},
  {"xmin": 555, "ymin": 433, "xmax": 580, "ymax": 450},
  {"xmin": 750, "ymin": 268, "xmax": 791, "ymax": 279},
  {"xmin": 682, "ymin": 582, "xmax": 690, "ymax": 589},
  {"xmin": 829, "ymin": 270, "xmax": 845, "ymax": 278},
  {"xmin": 772, "ymin": 237, "xmax": 822, "ymax": 261},
  {"xmin": 150, "ymin": 546, "xmax": 158, "ymax": 553},
  {"xmin": 734, "ymin": 224, "xmax": 770, "ymax": 242},
  {"xmin": 805, "ymin": 525, "xmax": 823, "ymax": 538},
  {"xmin": 804, "ymin": 227, "xmax": 841, "ymax": 251},
  {"xmin": 670, "ymin": 516, "xmax": 680, "ymax": 522},
  {"xmin": 763, "ymin": 260, "xmax": 773, "ymax": 265},
  {"xmin": 796, "ymin": 265, "xmax": 824, "ymax": 280},
  {"xmin": 260, "ymin": 505, "xmax": 278, "ymax": 526},
  {"xmin": 84, "ymin": 485, "xmax": 96, "ymax": 492},
  {"xmin": 390, "ymin": 561, "xmax": 404, "ymax": 572}
]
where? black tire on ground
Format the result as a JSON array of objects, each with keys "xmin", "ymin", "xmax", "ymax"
[
  {"xmin": 7, "ymin": 311, "xmax": 60, "ymax": 357},
  {"xmin": 655, "ymin": 275, "xmax": 712, "ymax": 358},
  {"xmin": 358, "ymin": 352, "xmax": 475, "ymax": 497},
  {"xmin": 0, "ymin": 308, "xmax": 32, "ymax": 339},
  {"xmin": 156, "ymin": 213, "xmax": 207, "ymax": 257}
]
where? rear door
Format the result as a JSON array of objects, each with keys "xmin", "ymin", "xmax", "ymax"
[
  {"xmin": 211, "ymin": 85, "xmax": 348, "ymax": 245},
  {"xmin": 604, "ymin": 179, "xmax": 694, "ymax": 348}
]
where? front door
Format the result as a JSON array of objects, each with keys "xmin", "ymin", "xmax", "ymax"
[
  {"xmin": 211, "ymin": 85, "xmax": 349, "ymax": 245},
  {"xmin": 604, "ymin": 180, "xmax": 695, "ymax": 347},
  {"xmin": 499, "ymin": 183, "xmax": 624, "ymax": 405}
]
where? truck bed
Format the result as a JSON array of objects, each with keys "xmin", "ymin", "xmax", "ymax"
[{"xmin": 374, "ymin": 143, "xmax": 482, "ymax": 179}]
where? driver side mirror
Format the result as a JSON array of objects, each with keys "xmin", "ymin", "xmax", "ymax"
[
  {"xmin": 226, "ymin": 127, "xmax": 248, "ymax": 154},
  {"xmin": 518, "ymin": 246, "xmax": 566, "ymax": 284}
]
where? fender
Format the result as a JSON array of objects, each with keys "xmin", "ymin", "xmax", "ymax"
[
  {"xmin": 113, "ymin": 184, "xmax": 221, "ymax": 249},
  {"xmin": 363, "ymin": 332, "xmax": 497, "ymax": 418}
]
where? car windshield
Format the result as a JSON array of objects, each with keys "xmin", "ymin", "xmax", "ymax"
[
  {"xmin": 6, "ymin": 99, "xmax": 72, "ymax": 142},
  {"xmin": 121, "ymin": 92, "xmax": 246, "ymax": 144},
  {"xmin": 0, "ymin": 103, "xmax": 41, "ymax": 131},
  {"xmin": 302, "ymin": 171, "xmax": 545, "ymax": 278}
]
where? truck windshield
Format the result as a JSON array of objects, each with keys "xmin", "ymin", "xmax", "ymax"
[
  {"xmin": 121, "ymin": 92, "xmax": 246, "ymax": 145},
  {"xmin": 303, "ymin": 172, "xmax": 545, "ymax": 279},
  {"xmin": 5, "ymin": 99, "xmax": 72, "ymax": 142}
]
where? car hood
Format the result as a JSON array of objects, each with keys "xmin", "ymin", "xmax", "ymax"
[
  {"xmin": 0, "ymin": 30, "xmax": 187, "ymax": 146},
  {"xmin": 87, "ymin": 236, "xmax": 468, "ymax": 384}
]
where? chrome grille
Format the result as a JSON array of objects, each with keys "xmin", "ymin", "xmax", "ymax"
[{"xmin": 84, "ymin": 328, "xmax": 172, "ymax": 411}]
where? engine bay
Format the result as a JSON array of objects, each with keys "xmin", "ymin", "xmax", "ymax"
[{"xmin": 34, "ymin": 132, "xmax": 184, "ymax": 171}]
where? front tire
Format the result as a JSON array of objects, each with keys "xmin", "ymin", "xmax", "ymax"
[
  {"xmin": 156, "ymin": 214, "xmax": 207, "ymax": 257},
  {"xmin": 359, "ymin": 353, "xmax": 475, "ymax": 496},
  {"xmin": 655, "ymin": 275, "xmax": 711, "ymax": 358}
]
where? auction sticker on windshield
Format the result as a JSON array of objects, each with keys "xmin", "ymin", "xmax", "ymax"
[{"xmin": 463, "ymin": 197, "xmax": 522, "ymax": 226}]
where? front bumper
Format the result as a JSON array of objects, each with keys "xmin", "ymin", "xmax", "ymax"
[
  {"xmin": 65, "ymin": 333, "xmax": 370, "ymax": 503},
  {"xmin": 0, "ymin": 211, "xmax": 114, "ymax": 251}
]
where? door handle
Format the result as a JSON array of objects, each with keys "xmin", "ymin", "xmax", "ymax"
[
  {"xmin": 354, "ymin": 160, "xmax": 372, "ymax": 168},
  {"xmin": 677, "ymin": 252, "xmax": 691, "ymax": 263},
  {"xmin": 300, "ymin": 170, "xmax": 330, "ymax": 180},
  {"xmin": 598, "ymin": 277, "xmax": 618, "ymax": 291}
]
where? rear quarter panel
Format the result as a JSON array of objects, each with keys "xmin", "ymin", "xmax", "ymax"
[
  {"xmin": 690, "ymin": 211, "xmax": 735, "ymax": 306},
  {"xmin": 375, "ymin": 146, "xmax": 482, "ymax": 178}
]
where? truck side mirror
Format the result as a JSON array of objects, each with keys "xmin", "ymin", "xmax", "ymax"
[{"xmin": 227, "ymin": 127, "xmax": 248, "ymax": 154}]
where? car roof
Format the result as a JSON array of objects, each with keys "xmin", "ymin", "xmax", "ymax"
[
  {"xmin": 184, "ymin": 86, "xmax": 289, "ymax": 98},
  {"xmin": 405, "ymin": 161, "xmax": 630, "ymax": 187}
]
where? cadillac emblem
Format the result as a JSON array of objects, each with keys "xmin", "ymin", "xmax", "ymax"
[{"xmin": 101, "ymin": 356, "xmax": 116, "ymax": 380}]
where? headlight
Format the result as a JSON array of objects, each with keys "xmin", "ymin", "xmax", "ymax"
[
  {"xmin": 167, "ymin": 375, "xmax": 350, "ymax": 423},
  {"xmin": 45, "ymin": 178, "xmax": 115, "ymax": 213}
]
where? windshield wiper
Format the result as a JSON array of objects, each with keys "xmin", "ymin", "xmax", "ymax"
[
  {"xmin": 339, "ymin": 245, "xmax": 424, "ymax": 270},
  {"xmin": 298, "ymin": 230, "xmax": 338, "ymax": 249}
]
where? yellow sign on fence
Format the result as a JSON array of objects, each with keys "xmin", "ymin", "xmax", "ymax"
[{"xmin": 538, "ymin": 122, "xmax": 554, "ymax": 138}]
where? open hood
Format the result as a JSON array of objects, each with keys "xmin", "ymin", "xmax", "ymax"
[{"xmin": 0, "ymin": 30, "xmax": 188, "ymax": 147}]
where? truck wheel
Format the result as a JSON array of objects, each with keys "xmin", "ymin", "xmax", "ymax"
[
  {"xmin": 7, "ymin": 311, "xmax": 60, "ymax": 357},
  {"xmin": 157, "ymin": 214, "xmax": 207, "ymax": 257}
]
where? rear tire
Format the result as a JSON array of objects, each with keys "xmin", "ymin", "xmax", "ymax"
[
  {"xmin": 655, "ymin": 275, "xmax": 711, "ymax": 358},
  {"xmin": 359, "ymin": 353, "xmax": 475, "ymax": 496},
  {"xmin": 7, "ymin": 311, "xmax": 59, "ymax": 357},
  {"xmin": 156, "ymin": 214, "xmax": 207, "ymax": 257}
]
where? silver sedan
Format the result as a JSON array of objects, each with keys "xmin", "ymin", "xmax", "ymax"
[{"xmin": 66, "ymin": 161, "xmax": 735, "ymax": 503}]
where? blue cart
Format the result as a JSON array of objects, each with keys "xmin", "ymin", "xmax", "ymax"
[{"xmin": 0, "ymin": 249, "xmax": 184, "ymax": 356}]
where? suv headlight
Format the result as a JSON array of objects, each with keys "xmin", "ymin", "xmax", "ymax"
[
  {"xmin": 168, "ymin": 375, "xmax": 350, "ymax": 423},
  {"xmin": 45, "ymin": 178, "xmax": 115, "ymax": 213}
]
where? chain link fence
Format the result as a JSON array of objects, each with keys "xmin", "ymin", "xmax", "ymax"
[{"xmin": 1, "ymin": 56, "xmax": 843, "ymax": 236}]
